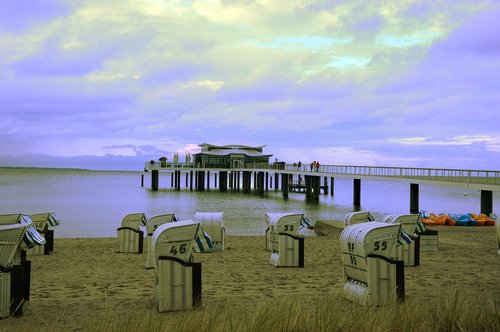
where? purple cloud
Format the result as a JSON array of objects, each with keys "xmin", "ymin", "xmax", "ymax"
[
  {"xmin": 430, "ymin": 9, "xmax": 500, "ymax": 57},
  {"xmin": 0, "ymin": 0, "xmax": 73, "ymax": 33}
]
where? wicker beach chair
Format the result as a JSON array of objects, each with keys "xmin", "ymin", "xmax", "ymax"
[
  {"xmin": 344, "ymin": 211, "xmax": 374, "ymax": 226},
  {"xmin": 383, "ymin": 214, "xmax": 421, "ymax": 266},
  {"xmin": 193, "ymin": 212, "xmax": 224, "ymax": 252},
  {"xmin": 496, "ymin": 221, "xmax": 500, "ymax": 255},
  {"xmin": 145, "ymin": 213, "xmax": 177, "ymax": 268},
  {"xmin": 152, "ymin": 220, "xmax": 202, "ymax": 312},
  {"xmin": 0, "ymin": 219, "xmax": 26, "ymax": 318},
  {"xmin": 0, "ymin": 223, "xmax": 26, "ymax": 270},
  {"xmin": 266, "ymin": 212, "xmax": 304, "ymax": 267},
  {"xmin": 0, "ymin": 214, "xmax": 45, "ymax": 264},
  {"xmin": 340, "ymin": 221, "xmax": 404, "ymax": 306},
  {"xmin": 0, "ymin": 213, "xmax": 43, "ymax": 318},
  {"xmin": 28, "ymin": 212, "xmax": 60, "ymax": 255},
  {"xmin": 117, "ymin": 213, "xmax": 147, "ymax": 254}
]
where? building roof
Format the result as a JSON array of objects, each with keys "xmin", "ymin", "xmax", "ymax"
[
  {"xmin": 194, "ymin": 143, "xmax": 272, "ymax": 158},
  {"xmin": 198, "ymin": 143, "xmax": 266, "ymax": 150}
]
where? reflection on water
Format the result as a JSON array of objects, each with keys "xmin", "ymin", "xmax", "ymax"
[{"xmin": 0, "ymin": 168, "xmax": 497, "ymax": 237}]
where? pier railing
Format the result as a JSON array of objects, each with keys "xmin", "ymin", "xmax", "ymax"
[{"xmin": 144, "ymin": 162, "xmax": 500, "ymax": 186}]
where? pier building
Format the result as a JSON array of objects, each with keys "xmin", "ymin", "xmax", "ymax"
[{"xmin": 192, "ymin": 143, "xmax": 272, "ymax": 168}]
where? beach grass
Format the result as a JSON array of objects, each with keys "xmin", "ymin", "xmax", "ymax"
[{"xmin": 42, "ymin": 290, "xmax": 498, "ymax": 332}]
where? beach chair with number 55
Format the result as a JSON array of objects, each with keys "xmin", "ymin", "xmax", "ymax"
[{"xmin": 340, "ymin": 221, "xmax": 404, "ymax": 306}]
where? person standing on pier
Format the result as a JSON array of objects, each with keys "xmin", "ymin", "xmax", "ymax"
[{"xmin": 298, "ymin": 161, "xmax": 302, "ymax": 170}]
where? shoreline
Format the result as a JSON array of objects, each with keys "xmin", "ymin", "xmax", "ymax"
[{"xmin": 0, "ymin": 228, "xmax": 499, "ymax": 331}]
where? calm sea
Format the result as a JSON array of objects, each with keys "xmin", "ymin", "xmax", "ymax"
[{"xmin": 0, "ymin": 168, "xmax": 498, "ymax": 238}]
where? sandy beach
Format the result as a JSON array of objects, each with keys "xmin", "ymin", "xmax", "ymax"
[{"xmin": 0, "ymin": 226, "xmax": 498, "ymax": 331}]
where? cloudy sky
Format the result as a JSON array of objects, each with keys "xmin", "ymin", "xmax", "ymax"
[{"xmin": 1, "ymin": 0, "xmax": 499, "ymax": 171}]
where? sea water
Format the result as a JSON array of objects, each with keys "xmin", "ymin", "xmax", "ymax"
[{"xmin": 0, "ymin": 168, "xmax": 498, "ymax": 237}]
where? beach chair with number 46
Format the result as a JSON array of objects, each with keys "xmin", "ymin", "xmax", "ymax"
[{"xmin": 152, "ymin": 220, "xmax": 202, "ymax": 312}]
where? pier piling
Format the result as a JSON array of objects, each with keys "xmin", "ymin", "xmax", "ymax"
[
  {"xmin": 353, "ymin": 179, "xmax": 361, "ymax": 206},
  {"xmin": 151, "ymin": 170, "xmax": 159, "ymax": 191},
  {"xmin": 143, "ymin": 163, "xmax": 498, "ymax": 215},
  {"xmin": 410, "ymin": 183, "xmax": 419, "ymax": 214}
]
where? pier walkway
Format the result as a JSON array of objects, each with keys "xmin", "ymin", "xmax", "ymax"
[{"xmin": 143, "ymin": 162, "xmax": 500, "ymax": 215}]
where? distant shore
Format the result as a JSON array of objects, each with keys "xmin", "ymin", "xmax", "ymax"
[{"xmin": 0, "ymin": 227, "xmax": 498, "ymax": 331}]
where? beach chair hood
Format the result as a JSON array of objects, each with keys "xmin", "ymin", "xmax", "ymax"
[{"xmin": 151, "ymin": 220, "xmax": 200, "ymax": 268}]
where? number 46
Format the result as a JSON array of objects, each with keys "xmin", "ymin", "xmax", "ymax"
[{"xmin": 169, "ymin": 243, "xmax": 188, "ymax": 256}]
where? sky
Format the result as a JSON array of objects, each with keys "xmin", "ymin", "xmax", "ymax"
[{"xmin": 1, "ymin": 0, "xmax": 499, "ymax": 171}]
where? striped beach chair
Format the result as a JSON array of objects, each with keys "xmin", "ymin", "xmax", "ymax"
[
  {"xmin": 0, "ymin": 213, "xmax": 45, "ymax": 318},
  {"xmin": 28, "ymin": 212, "xmax": 60, "ymax": 255},
  {"xmin": 193, "ymin": 212, "xmax": 224, "ymax": 252},
  {"xmin": 0, "ymin": 223, "xmax": 26, "ymax": 319},
  {"xmin": 0, "ymin": 214, "xmax": 46, "ymax": 264}
]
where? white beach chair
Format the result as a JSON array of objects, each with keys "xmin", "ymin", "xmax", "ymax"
[
  {"xmin": 193, "ymin": 212, "xmax": 224, "ymax": 252},
  {"xmin": 383, "ymin": 214, "xmax": 421, "ymax": 266},
  {"xmin": 28, "ymin": 212, "xmax": 60, "ymax": 255},
  {"xmin": 266, "ymin": 212, "xmax": 304, "ymax": 267},
  {"xmin": 344, "ymin": 211, "xmax": 374, "ymax": 226},
  {"xmin": 152, "ymin": 220, "xmax": 202, "ymax": 312},
  {"xmin": 340, "ymin": 221, "xmax": 404, "ymax": 306},
  {"xmin": 116, "ymin": 213, "xmax": 147, "ymax": 254},
  {"xmin": 145, "ymin": 213, "xmax": 177, "ymax": 268}
]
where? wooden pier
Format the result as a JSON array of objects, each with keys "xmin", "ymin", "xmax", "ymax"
[{"xmin": 142, "ymin": 162, "xmax": 500, "ymax": 216}]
